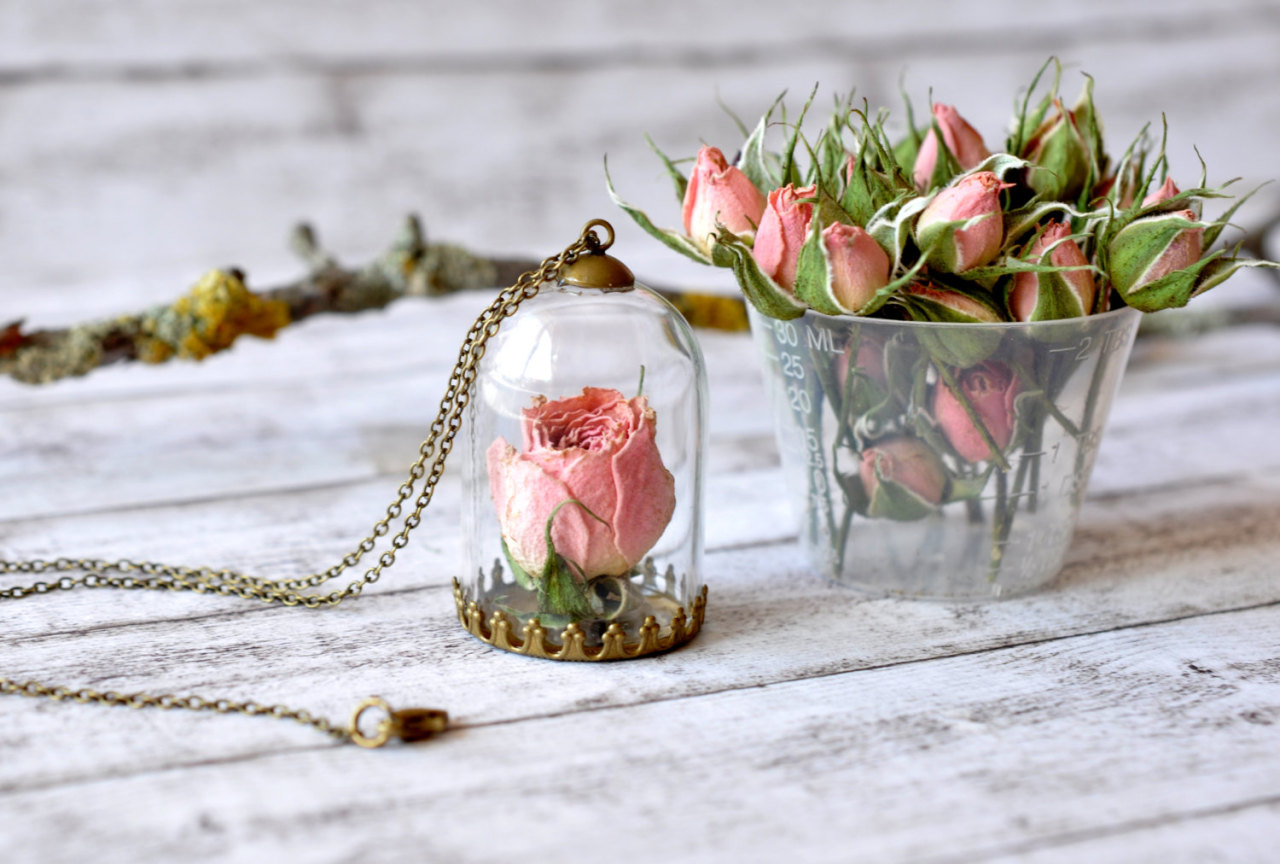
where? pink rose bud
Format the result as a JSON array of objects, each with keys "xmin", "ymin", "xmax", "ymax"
[
  {"xmin": 913, "ymin": 103, "xmax": 991, "ymax": 190},
  {"xmin": 487, "ymin": 387, "xmax": 676, "ymax": 579},
  {"xmin": 682, "ymin": 145, "xmax": 767, "ymax": 255},
  {"xmin": 860, "ymin": 437, "xmax": 947, "ymax": 520},
  {"xmin": 932, "ymin": 361, "xmax": 1019, "ymax": 463},
  {"xmin": 1009, "ymin": 221, "xmax": 1097, "ymax": 321},
  {"xmin": 1107, "ymin": 208, "xmax": 1205, "ymax": 311},
  {"xmin": 1141, "ymin": 177, "xmax": 1181, "ymax": 208},
  {"xmin": 915, "ymin": 172, "xmax": 1010, "ymax": 273},
  {"xmin": 902, "ymin": 282, "xmax": 1002, "ymax": 324},
  {"xmin": 752, "ymin": 184, "xmax": 816, "ymax": 293},
  {"xmin": 822, "ymin": 222, "xmax": 891, "ymax": 312}
]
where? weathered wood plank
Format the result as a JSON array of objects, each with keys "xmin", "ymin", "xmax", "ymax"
[
  {"xmin": 972, "ymin": 798, "xmax": 1280, "ymax": 864},
  {"xmin": 2, "ymin": 466, "xmax": 1277, "ymax": 793},
  {"xmin": 2, "ymin": 602, "xmax": 1277, "ymax": 863},
  {"xmin": 5, "ymin": 311, "xmax": 1279, "ymax": 524},
  {"xmin": 2, "ymin": 0, "xmax": 1269, "ymax": 69},
  {"xmin": 3, "ymin": 33, "xmax": 1277, "ymax": 311}
]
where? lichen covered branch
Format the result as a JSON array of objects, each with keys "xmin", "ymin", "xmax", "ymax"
[{"xmin": 1, "ymin": 215, "xmax": 748, "ymax": 386}]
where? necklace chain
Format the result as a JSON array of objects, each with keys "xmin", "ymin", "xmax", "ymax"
[{"xmin": 0, "ymin": 222, "xmax": 605, "ymax": 747}]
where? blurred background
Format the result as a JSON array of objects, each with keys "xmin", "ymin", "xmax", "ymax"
[{"xmin": 3, "ymin": 0, "xmax": 1279, "ymax": 328}]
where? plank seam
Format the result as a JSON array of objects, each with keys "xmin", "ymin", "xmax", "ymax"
[{"xmin": 908, "ymin": 790, "xmax": 1280, "ymax": 864}]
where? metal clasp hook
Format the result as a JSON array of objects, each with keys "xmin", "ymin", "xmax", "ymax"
[{"xmin": 349, "ymin": 696, "xmax": 449, "ymax": 748}]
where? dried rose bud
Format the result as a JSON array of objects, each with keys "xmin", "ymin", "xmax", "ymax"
[
  {"xmin": 1107, "ymin": 209, "xmax": 1205, "ymax": 311},
  {"xmin": 915, "ymin": 172, "xmax": 1009, "ymax": 273},
  {"xmin": 1009, "ymin": 222, "xmax": 1097, "ymax": 321},
  {"xmin": 860, "ymin": 436, "xmax": 947, "ymax": 521},
  {"xmin": 752, "ymin": 184, "xmax": 816, "ymax": 293},
  {"xmin": 902, "ymin": 283, "xmax": 1002, "ymax": 324},
  {"xmin": 1140, "ymin": 177, "xmax": 1181, "ymax": 208},
  {"xmin": 822, "ymin": 222, "xmax": 891, "ymax": 313},
  {"xmin": 932, "ymin": 362, "xmax": 1019, "ymax": 463},
  {"xmin": 682, "ymin": 145, "xmax": 766, "ymax": 254},
  {"xmin": 913, "ymin": 103, "xmax": 991, "ymax": 190}
]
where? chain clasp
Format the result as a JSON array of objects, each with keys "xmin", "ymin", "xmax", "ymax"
[{"xmin": 349, "ymin": 696, "xmax": 448, "ymax": 748}]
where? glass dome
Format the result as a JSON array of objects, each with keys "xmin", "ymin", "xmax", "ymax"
[{"xmin": 457, "ymin": 274, "xmax": 707, "ymax": 660}]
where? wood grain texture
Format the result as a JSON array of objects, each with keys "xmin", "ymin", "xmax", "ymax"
[
  {"xmin": 3, "ymin": 606, "xmax": 1278, "ymax": 863},
  {"xmin": 4, "ymin": 4, "xmax": 1280, "ymax": 862},
  {"xmin": 3, "ymin": 2, "xmax": 1278, "ymax": 316}
]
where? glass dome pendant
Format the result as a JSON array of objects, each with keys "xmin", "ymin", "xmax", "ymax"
[{"xmin": 457, "ymin": 220, "xmax": 708, "ymax": 661}]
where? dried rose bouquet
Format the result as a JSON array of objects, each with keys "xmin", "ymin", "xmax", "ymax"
[{"xmin": 610, "ymin": 59, "xmax": 1278, "ymax": 596}]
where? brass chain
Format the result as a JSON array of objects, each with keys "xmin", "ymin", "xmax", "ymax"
[{"xmin": 0, "ymin": 220, "xmax": 611, "ymax": 747}]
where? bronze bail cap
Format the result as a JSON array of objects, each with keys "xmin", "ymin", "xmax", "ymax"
[{"xmin": 559, "ymin": 219, "xmax": 635, "ymax": 291}]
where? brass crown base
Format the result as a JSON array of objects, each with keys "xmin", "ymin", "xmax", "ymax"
[{"xmin": 452, "ymin": 579, "xmax": 707, "ymax": 661}]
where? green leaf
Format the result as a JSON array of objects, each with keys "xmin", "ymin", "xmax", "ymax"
[
  {"xmin": 537, "ymin": 554, "xmax": 596, "ymax": 621},
  {"xmin": 867, "ymin": 193, "xmax": 932, "ymax": 268},
  {"xmin": 1003, "ymin": 199, "xmax": 1090, "ymax": 246},
  {"xmin": 841, "ymin": 114, "xmax": 907, "ymax": 226},
  {"xmin": 1009, "ymin": 56, "xmax": 1062, "ymax": 155},
  {"xmin": 1204, "ymin": 182, "xmax": 1268, "ymax": 248},
  {"xmin": 895, "ymin": 79, "xmax": 924, "ymax": 174},
  {"xmin": 964, "ymin": 258, "xmax": 1098, "ymax": 283},
  {"xmin": 944, "ymin": 465, "xmax": 995, "ymax": 503},
  {"xmin": 644, "ymin": 133, "xmax": 689, "ymax": 203},
  {"xmin": 501, "ymin": 536, "xmax": 535, "ymax": 591},
  {"xmin": 971, "ymin": 153, "xmax": 1034, "ymax": 181},
  {"xmin": 781, "ymin": 83, "xmax": 820, "ymax": 187},
  {"xmin": 534, "ymin": 499, "xmax": 608, "ymax": 620},
  {"xmin": 1070, "ymin": 74, "xmax": 1106, "ymax": 209},
  {"xmin": 855, "ymin": 254, "xmax": 928, "ymax": 317},
  {"xmin": 605, "ymin": 157, "xmax": 712, "ymax": 266},
  {"xmin": 716, "ymin": 91, "xmax": 750, "ymax": 138},
  {"xmin": 741, "ymin": 92, "xmax": 786, "ymax": 192},
  {"xmin": 1122, "ymin": 249, "xmax": 1225, "ymax": 312},
  {"xmin": 1191, "ymin": 254, "xmax": 1280, "ymax": 298},
  {"xmin": 866, "ymin": 473, "xmax": 937, "ymax": 521},
  {"xmin": 834, "ymin": 470, "xmax": 870, "ymax": 518},
  {"xmin": 711, "ymin": 232, "xmax": 807, "ymax": 320}
]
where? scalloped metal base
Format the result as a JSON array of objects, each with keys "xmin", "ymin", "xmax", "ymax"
[{"xmin": 452, "ymin": 579, "xmax": 707, "ymax": 661}]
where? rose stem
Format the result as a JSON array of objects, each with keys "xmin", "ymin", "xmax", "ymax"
[
  {"xmin": 987, "ymin": 468, "xmax": 1010, "ymax": 584},
  {"xmin": 831, "ymin": 325, "xmax": 864, "ymax": 577},
  {"xmin": 1008, "ymin": 357, "xmax": 1081, "ymax": 439},
  {"xmin": 1068, "ymin": 339, "xmax": 1118, "ymax": 508}
]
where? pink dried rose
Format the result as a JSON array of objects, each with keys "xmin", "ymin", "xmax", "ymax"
[
  {"xmin": 752, "ymin": 183, "xmax": 817, "ymax": 292},
  {"xmin": 1107, "ymin": 208, "xmax": 1205, "ymax": 311},
  {"xmin": 913, "ymin": 103, "xmax": 991, "ymax": 190},
  {"xmin": 1009, "ymin": 221, "xmax": 1097, "ymax": 321},
  {"xmin": 902, "ymin": 282, "xmax": 1003, "ymax": 324},
  {"xmin": 823, "ymin": 222, "xmax": 892, "ymax": 313},
  {"xmin": 487, "ymin": 387, "xmax": 676, "ymax": 579},
  {"xmin": 1141, "ymin": 177, "xmax": 1181, "ymax": 208},
  {"xmin": 860, "ymin": 437, "xmax": 947, "ymax": 520},
  {"xmin": 932, "ymin": 361, "xmax": 1020, "ymax": 463},
  {"xmin": 915, "ymin": 172, "xmax": 1010, "ymax": 273},
  {"xmin": 682, "ymin": 145, "xmax": 767, "ymax": 254}
]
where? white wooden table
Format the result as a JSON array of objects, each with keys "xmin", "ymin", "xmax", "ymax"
[{"xmin": 4, "ymin": 3, "xmax": 1280, "ymax": 861}]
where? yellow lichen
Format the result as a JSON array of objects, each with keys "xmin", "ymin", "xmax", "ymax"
[
  {"xmin": 139, "ymin": 270, "xmax": 292, "ymax": 362},
  {"xmin": 136, "ymin": 339, "xmax": 174, "ymax": 365}
]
